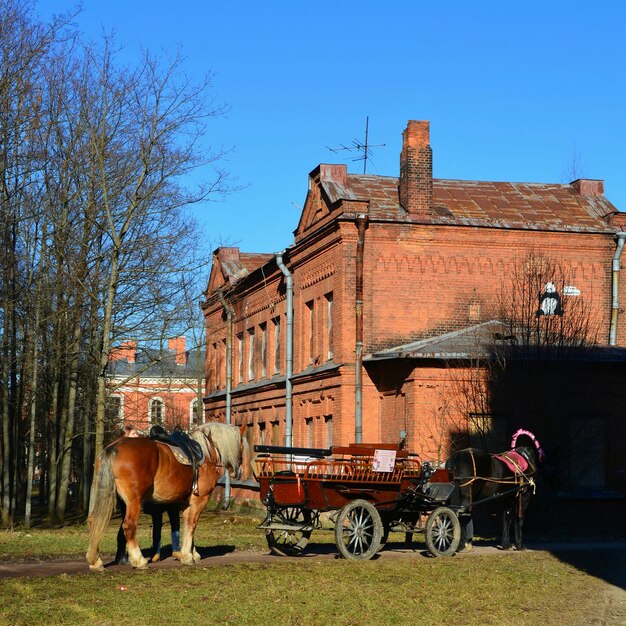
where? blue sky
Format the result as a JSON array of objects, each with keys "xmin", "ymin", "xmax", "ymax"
[{"xmin": 42, "ymin": 1, "xmax": 626, "ymax": 254}]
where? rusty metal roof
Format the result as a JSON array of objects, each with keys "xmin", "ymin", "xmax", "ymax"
[
  {"xmin": 365, "ymin": 320, "xmax": 626, "ymax": 362},
  {"xmin": 365, "ymin": 321, "xmax": 506, "ymax": 360},
  {"xmin": 219, "ymin": 252, "xmax": 273, "ymax": 284},
  {"xmin": 338, "ymin": 175, "xmax": 619, "ymax": 232}
]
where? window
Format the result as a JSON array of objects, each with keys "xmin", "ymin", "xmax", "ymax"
[
  {"xmin": 468, "ymin": 413, "xmax": 507, "ymax": 450},
  {"xmin": 260, "ymin": 323, "xmax": 267, "ymax": 378},
  {"xmin": 217, "ymin": 339, "xmax": 225, "ymax": 389},
  {"xmin": 247, "ymin": 328, "xmax": 255, "ymax": 381},
  {"xmin": 273, "ymin": 317, "xmax": 281, "ymax": 374},
  {"xmin": 306, "ymin": 417, "xmax": 314, "ymax": 448},
  {"xmin": 325, "ymin": 415, "xmax": 333, "ymax": 448},
  {"xmin": 106, "ymin": 395, "xmax": 123, "ymax": 425},
  {"xmin": 245, "ymin": 424, "xmax": 254, "ymax": 458},
  {"xmin": 271, "ymin": 421, "xmax": 281, "ymax": 446},
  {"xmin": 259, "ymin": 422, "xmax": 266, "ymax": 446},
  {"xmin": 237, "ymin": 334, "xmax": 243, "ymax": 384},
  {"xmin": 149, "ymin": 398, "xmax": 164, "ymax": 425},
  {"xmin": 212, "ymin": 342, "xmax": 218, "ymax": 391},
  {"xmin": 190, "ymin": 398, "xmax": 202, "ymax": 427},
  {"xmin": 306, "ymin": 300, "xmax": 315, "ymax": 364},
  {"xmin": 570, "ymin": 417, "xmax": 605, "ymax": 488},
  {"xmin": 325, "ymin": 293, "xmax": 334, "ymax": 360}
]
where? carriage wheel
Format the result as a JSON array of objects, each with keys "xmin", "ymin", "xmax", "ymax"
[
  {"xmin": 425, "ymin": 506, "xmax": 461, "ymax": 557},
  {"xmin": 379, "ymin": 524, "xmax": 390, "ymax": 552},
  {"xmin": 334, "ymin": 499, "xmax": 383, "ymax": 560},
  {"xmin": 265, "ymin": 507, "xmax": 312, "ymax": 556}
]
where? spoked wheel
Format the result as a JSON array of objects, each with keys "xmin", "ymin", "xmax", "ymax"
[
  {"xmin": 425, "ymin": 506, "xmax": 461, "ymax": 557},
  {"xmin": 379, "ymin": 524, "xmax": 390, "ymax": 552},
  {"xmin": 265, "ymin": 507, "xmax": 313, "ymax": 556},
  {"xmin": 334, "ymin": 499, "xmax": 383, "ymax": 560}
]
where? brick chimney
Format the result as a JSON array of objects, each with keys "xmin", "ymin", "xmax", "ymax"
[
  {"xmin": 168, "ymin": 336, "xmax": 187, "ymax": 366},
  {"xmin": 571, "ymin": 179, "xmax": 604, "ymax": 196},
  {"xmin": 399, "ymin": 120, "xmax": 433, "ymax": 216},
  {"xmin": 110, "ymin": 341, "xmax": 137, "ymax": 363}
]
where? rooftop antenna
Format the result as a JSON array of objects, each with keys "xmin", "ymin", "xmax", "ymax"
[{"xmin": 326, "ymin": 116, "xmax": 385, "ymax": 174}]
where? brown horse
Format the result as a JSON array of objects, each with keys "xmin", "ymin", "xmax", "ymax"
[{"xmin": 86, "ymin": 422, "xmax": 246, "ymax": 572}]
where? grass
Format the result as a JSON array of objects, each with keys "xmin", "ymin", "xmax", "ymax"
[
  {"xmin": 0, "ymin": 510, "xmax": 615, "ymax": 625},
  {"xmin": 0, "ymin": 510, "xmax": 267, "ymax": 562}
]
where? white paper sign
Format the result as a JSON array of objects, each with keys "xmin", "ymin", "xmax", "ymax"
[
  {"xmin": 372, "ymin": 449, "xmax": 396, "ymax": 472},
  {"xmin": 563, "ymin": 285, "xmax": 580, "ymax": 296}
]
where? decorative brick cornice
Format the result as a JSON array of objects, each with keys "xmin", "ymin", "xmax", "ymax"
[
  {"xmin": 235, "ymin": 292, "xmax": 286, "ymax": 323},
  {"xmin": 300, "ymin": 263, "xmax": 335, "ymax": 290}
]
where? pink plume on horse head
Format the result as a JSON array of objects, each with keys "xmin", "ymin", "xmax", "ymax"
[{"xmin": 511, "ymin": 428, "xmax": 546, "ymax": 462}]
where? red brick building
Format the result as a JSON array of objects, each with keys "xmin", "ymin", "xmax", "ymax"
[
  {"xmin": 202, "ymin": 120, "xmax": 626, "ymax": 500},
  {"xmin": 107, "ymin": 337, "xmax": 203, "ymax": 433}
]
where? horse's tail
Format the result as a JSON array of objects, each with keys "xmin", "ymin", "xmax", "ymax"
[{"xmin": 86, "ymin": 446, "xmax": 118, "ymax": 570}]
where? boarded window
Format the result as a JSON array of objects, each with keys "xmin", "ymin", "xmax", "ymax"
[
  {"xmin": 237, "ymin": 334, "xmax": 243, "ymax": 384},
  {"xmin": 273, "ymin": 317, "xmax": 281, "ymax": 375},
  {"xmin": 247, "ymin": 328, "xmax": 255, "ymax": 382},
  {"xmin": 306, "ymin": 300, "xmax": 314, "ymax": 364},
  {"xmin": 260, "ymin": 323, "xmax": 267, "ymax": 378},
  {"xmin": 325, "ymin": 293, "xmax": 333, "ymax": 360},
  {"xmin": 570, "ymin": 417, "xmax": 605, "ymax": 489}
]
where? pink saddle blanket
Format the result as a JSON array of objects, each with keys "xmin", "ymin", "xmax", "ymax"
[{"xmin": 494, "ymin": 450, "xmax": 528, "ymax": 474}]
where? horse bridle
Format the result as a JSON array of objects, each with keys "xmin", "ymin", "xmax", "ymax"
[{"xmin": 510, "ymin": 428, "xmax": 546, "ymax": 463}]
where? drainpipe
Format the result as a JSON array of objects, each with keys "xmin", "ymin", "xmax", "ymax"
[
  {"xmin": 355, "ymin": 214, "xmax": 369, "ymax": 443},
  {"xmin": 609, "ymin": 232, "xmax": 626, "ymax": 345},
  {"xmin": 217, "ymin": 289, "xmax": 233, "ymax": 503},
  {"xmin": 275, "ymin": 252, "xmax": 293, "ymax": 448}
]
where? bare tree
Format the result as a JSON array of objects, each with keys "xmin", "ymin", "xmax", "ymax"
[
  {"xmin": 445, "ymin": 250, "xmax": 600, "ymax": 456},
  {"xmin": 0, "ymin": 2, "xmax": 230, "ymax": 525}
]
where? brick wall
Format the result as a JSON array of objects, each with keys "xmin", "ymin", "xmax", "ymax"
[
  {"xmin": 203, "ymin": 216, "xmax": 625, "ymax": 459},
  {"xmin": 363, "ymin": 226, "xmax": 614, "ymax": 351}
]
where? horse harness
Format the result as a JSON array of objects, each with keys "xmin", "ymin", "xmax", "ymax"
[{"xmin": 456, "ymin": 448, "xmax": 536, "ymax": 516}]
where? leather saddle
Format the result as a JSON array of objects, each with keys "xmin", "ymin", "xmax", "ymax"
[{"xmin": 149, "ymin": 425, "xmax": 204, "ymax": 471}]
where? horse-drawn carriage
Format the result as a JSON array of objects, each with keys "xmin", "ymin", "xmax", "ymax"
[
  {"xmin": 255, "ymin": 429, "xmax": 544, "ymax": 560},
  {"xmin": 255, "ymin": 442, "xmax": 462, "ymax": 559}
]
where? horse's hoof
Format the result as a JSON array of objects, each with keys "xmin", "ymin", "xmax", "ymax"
[
  {"xmin": 132, "ymin": 556, "xmax": 149, "ymax": 569},
  {"xmin": 151, "ymin": 553, "xmax": 161, "ymax": 563},
  {"xmin": 457, "ymin": 543, "xmax": 473, "ymax": 553},
  {"xmin": 89, "ymin": 558, "xmax": 105, "ymax": 573},
  {"xmin": 514, "ymin": 544, "xmax": 526, "ymax": 551},
  {"xmin": 172, "ymin": 551, "xmax": 181, "ymax": 561},
  {"xmin": 497, "ymin": 544, "xmax": 513, "ymax": 551},
  {"xmin": 180, "ymin": 553, "xmax": 194, "ymax": 566}
]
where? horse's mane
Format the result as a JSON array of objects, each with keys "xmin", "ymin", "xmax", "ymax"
[{"xmin": 192, "ymin": 422, "xmax": 242, "ymax": 470}]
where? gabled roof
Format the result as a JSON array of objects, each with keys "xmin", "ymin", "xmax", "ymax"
[{"xmin": 207, "ymin": 248, "xmax": 274, "ymax": 293}]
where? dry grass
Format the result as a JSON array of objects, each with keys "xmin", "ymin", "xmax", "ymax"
[
  {"xmin": 0, "ymin": 511, "xmax": 614, "ymax": 625},
  {"xmin": 0, "ymin": 554, "xmax": 605, "ymax": 626},
  {"xmin": 0, "ymin": 510, "xmax": 267, "ymax": 562}
]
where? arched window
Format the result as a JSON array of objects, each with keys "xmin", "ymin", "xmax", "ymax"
[
  {"xmin": 106, "ymin": 395, "xmax": 123, "ymax": 426},
  {"xmin": 149, "ymin": 398, "xmax": 164, "ymax": 425},
  {"xmin": 190, "ymin": 398, "xmax": 202, "ymax": 427}
]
